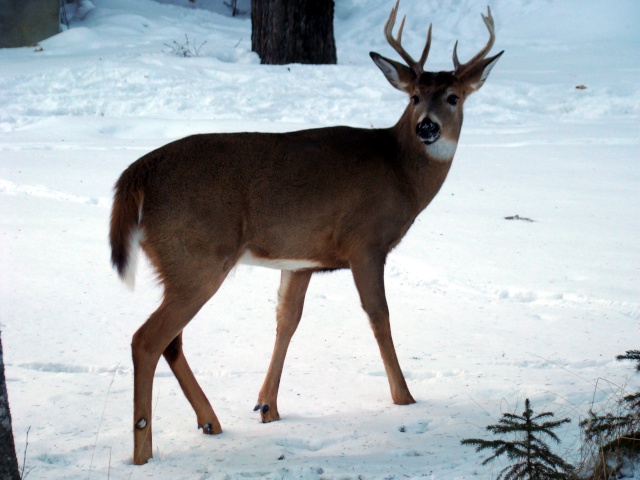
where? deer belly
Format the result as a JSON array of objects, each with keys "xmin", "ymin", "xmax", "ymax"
[{"xmin": 237, "ymin": 251, "xmax": 321, "ymax": 271}]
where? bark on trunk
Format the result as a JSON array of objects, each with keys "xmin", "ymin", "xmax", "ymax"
[
  {"xmin": 0, "ymin": 333, "xmax": 20, "ymax": 480},
  {"xmin": 0, "ymin": 0, "xmax": 60, "ymax": 48},
  {"xmin": 251, "ymin": 0, "xmax": 337, "ymax": 65}
]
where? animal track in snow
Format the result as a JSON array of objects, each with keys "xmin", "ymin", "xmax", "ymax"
[
  {"xmin": 400, "ymin": 420, "xmax": 430, "ymax": 434},
  {"xmin": 274, "ymin": 433, "xmax": 358, "ymax": 452},
  {"xmin": 0, "ymin": 178, "xmax": 109, "ymax": 207},
  {"xmin": 16, "ymin": 362, "xmax": 128, "ymax": 375}
]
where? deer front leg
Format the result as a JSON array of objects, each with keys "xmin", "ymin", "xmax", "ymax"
[
  {"xmin": 350, "ymin": 255, "xmax": 416, "ymax": 405},
  {"xmin": 256, "ymin": 269, "xmax": 312, "ymax": 423}
]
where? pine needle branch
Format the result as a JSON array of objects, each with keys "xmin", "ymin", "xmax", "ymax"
[{"xmin": 461, "ymin": 398, "xmax": 574, "ymax": 479}]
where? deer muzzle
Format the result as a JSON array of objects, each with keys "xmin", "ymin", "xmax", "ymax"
[{"xmin": 416, "ymin": 118, "xmax": 441, "ymax": 145}]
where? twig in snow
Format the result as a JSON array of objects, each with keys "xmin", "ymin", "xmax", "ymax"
[
  {"xmin": 88, "ymin": 363, "xmax": 119, "ymax": 480},
  {"xmin": 224, "ymin": 0, "xmax": 247, "ymax": 17},
  {"xmin": 20, "ymin": 426, "xmax": 33, "ymax": 480},
  {"xmin": 164, "ymin": 34, "xmax": 207, "ymax": 58},
  {"xmin": 107, "ymin": 446, "xmax": 112, "ymax": 480},
  {"xmin": 504, "ymin": 214, "xmax": 534, "ymax": 222}
]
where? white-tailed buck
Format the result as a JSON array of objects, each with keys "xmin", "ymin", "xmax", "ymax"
[{"xmin": 110, "ymin": 0, "xmax": 503, "ymax": 465}]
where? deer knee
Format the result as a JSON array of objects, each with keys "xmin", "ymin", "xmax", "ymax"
[
  {"xmin": 363, "ymin": 303, "xmax": 392, "ymax": 339},
  {"xmin": 361, "ymin": 300, "xmax": 389, "ymax": 323},
  {"xmin": 276, "ymin": 299, "xmax": 302, "ymax": 329}
]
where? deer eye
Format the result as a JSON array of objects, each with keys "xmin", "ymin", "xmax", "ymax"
[
  {"xmin": 447, "ymin": 94, "xmax": 459, "ymax": 106},
  {"xmin": 411, "ymin": 95, "xmax": 420, "ymax": 105}
]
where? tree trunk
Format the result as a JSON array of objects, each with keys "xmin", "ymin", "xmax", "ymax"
[
  {"xmin": 251, "ymin": 0, "xmax": 337, "ymax": 65},
  {"xmin": 0, "ymin": 333, "xmax": 20, "ymax": 480},
  {"xmin": 0, "ymin": 0, "xmax": 60, "ymax": 48}
]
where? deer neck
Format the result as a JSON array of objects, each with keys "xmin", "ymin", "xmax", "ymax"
[{"xmin": 391, "ymin": 105, "xmax": 454, "ymax": 212}]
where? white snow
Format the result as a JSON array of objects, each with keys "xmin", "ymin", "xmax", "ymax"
[{"xmin": 1, "ymin": 0, "xmax": 639, "ymax": 478}]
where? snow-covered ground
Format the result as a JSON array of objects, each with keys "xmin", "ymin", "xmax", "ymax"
[{"xmin": 1, "ymin": 0, "xmax": 639, "ymax": 478}]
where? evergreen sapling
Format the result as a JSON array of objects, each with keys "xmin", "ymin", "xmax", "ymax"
[{"xmin": 461, "ymin": 398, "xmax": 574, "ymax": 479}]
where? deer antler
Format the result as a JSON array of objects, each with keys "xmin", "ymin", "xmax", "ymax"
[
  {"xmin": 452, "ymin": 6, "xmax": 496, "ymax": 75},
  {"xmin": 384, "ymin": 0, "xmax": 432, "ymax": 75}
]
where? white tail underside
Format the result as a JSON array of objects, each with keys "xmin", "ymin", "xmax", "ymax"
[{"xmin": 123, "ymin": 226, "xmax": 142, "ymax": 290}]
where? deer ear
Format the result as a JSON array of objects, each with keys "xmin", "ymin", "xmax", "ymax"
[
  {"xmin": 457, "ymin": 50, "xmax": 504, "ymax": 93},
  {"xmin": 370, "ymin": 52, "xmax": 417, "ymax": 94}
]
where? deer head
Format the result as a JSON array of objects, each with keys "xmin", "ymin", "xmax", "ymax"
[{"xmin": 370, "ymin": 1, "xmax": 504, "ymax": 161}]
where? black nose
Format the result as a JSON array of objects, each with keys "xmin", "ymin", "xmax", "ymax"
[{"xmin": 416, "ymin": 118, "xmax": 440, "ymax": 144}]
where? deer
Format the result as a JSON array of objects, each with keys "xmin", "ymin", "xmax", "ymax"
[{"xmin": 109, "ymin": 0, "xmax": 503, "ymax": 465}]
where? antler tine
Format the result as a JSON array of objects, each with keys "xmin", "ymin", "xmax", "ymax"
[
  {"xmin": 383, "ymin": 0, "xmax": 423, "ymax": 75},
  {"xmin": 452, "ymin": 6, "xmax": 496, "ymax": 74},
  {"xmin": 417, "ymin": 24, "xmax": 432, "ymax": 70},
  {"xmin": 452, "ymin": 40, "xmax": 461, "ymax": 71}
]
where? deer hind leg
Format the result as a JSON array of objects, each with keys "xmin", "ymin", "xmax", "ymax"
[
  {"xmin": 131, "ymin": 265, "xmax": 230, "ymax": 465},
  {"xmin": 163, "ymin": 332, "xmax": 221, "ymax": 435},
  {"xmin": 350, "ymin": 255, "xmax": 416, "ymax": 405},
  {"xmin": 255, "ymin": 269, "xmax": 312, "ymax": 423}
]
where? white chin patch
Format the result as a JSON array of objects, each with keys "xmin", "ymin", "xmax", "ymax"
[{"xmin": 425, "ymin": 138, "xmax": 457, "ymax": 161}]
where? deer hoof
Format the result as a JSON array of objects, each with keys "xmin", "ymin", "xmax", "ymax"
[
  {"xmin": 393, "ymin": 393, "xmax": 417, "ymax": 405},
  {"xmin": 256, "ymin": 402, "xmax": 280, "ymax": 423},
  {"xmin": 198, "ymin": 420, "xmax": 221, "ymax": 435}
]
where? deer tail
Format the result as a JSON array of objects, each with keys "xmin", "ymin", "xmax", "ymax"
[{"xmin": 109, "ymin": 161, "xmax": 147, "ymax": 290}]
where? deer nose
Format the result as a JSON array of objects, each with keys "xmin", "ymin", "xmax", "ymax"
[{"xmin": 416, "ymin": 118, "xmax": 441, "ymax": 145}]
